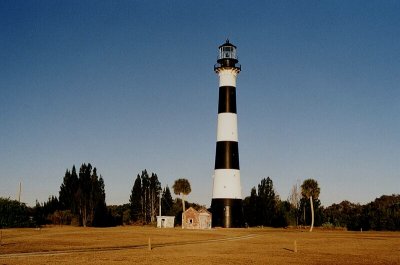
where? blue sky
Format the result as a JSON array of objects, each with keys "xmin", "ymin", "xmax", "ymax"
[{"xmin": 1, "ymin": 1, "xmax": 399, "ymax": 207}]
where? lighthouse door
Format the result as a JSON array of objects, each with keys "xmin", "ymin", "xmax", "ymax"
[{"xmin": 224, "ymin": 206, "xmax": 231, "ymax": 228}]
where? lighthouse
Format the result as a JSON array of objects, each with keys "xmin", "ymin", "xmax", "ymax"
[{"xmin": 211, "ymin": 40, "xmax": 244, "ymax": 228}]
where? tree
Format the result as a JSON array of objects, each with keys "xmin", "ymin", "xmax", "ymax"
[
  {"xmin": 172, "ymin": 178, "xmax": 191, "ymax": 213},
  {"xmin": 288, "ymin": 180, "xmax": 301, "ymax": 226},
  {"xmin": 0, "ymin": 197, "xmax": 31, "ymax": 228},
  {"xmin": 358, "ymin": 195, "xmax": 400, "ymax": 231},
  {"xmin": 141, "ymin": 170, "xmax": 150, "ymax": 223},
  {"xmin": 301, "ymin": 178, "xmax": 320, "ymax": 232},
  {"xmin": 77, "ymin": 163, "xmax": 93, "ymax": 227},
  {"xmin": 90, "ymin": 170, "xmax": 107, "ymax": 227},
  {"xmin": 33, "ymin": 196, "xmax": 60, "ymax": 225},
  {"xmin": 257, "ymin": 177, "xmax": 276, "ymax": 226},
  {"xmin": 129, "ymin": 170, "xmax": 164, "ymax": 224},
  {"xmin": 59, "ymin": 163, "xmax": 107, "ymax": 227},
  {"xmin": 59, "ymin": 166, "xmax": 78, "ymax": 211},
  {"xmin": 243, "ymin": 187, "xmax": 258, "ymax": 226},
  {"xmin": 274, "ymin": 200, "xmax": 290, "ymax": 228},
  {"xmin": 149, "ymin": 173, "xmax": 161, "ymax": 223},
  {"xmin": 130, "ymin": 174, "xmax": 142, "ymax": 223},
  {"xmin": 161, "ymin": 186, "xmax": 173, "ymax": 216}
]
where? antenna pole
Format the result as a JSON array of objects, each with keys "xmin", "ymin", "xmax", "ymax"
[
  {"xmin": 159, "ymin": 190, "xmax": 162, "ymax": 216},
  {"xmin": 18, "ymin": 182, "xmax": 22, "ymax": 203}
]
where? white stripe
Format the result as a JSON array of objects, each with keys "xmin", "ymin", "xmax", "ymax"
[
  {"xmin": 218, "ymin": 69, "xmax": 238, "ymax": 87},
  {"xmin": 212, "ymin": 169, "xmax": 242, "ymax": 199},
  {"xmin": 217, "ymin": 113, "xmax": 238, "ymax": 142}
]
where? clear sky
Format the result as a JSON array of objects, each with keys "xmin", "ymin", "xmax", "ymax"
[{"xmin": 1, "ymin": 1, "xmax": 399, "ymax": 207}]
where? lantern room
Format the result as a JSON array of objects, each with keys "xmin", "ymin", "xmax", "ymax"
[
  {"xmin": 215, "ymin": 39, "xmax": 241, "ymax": 71},
  {"xmin": 219, "ymin": 40, "xmax": 237, "ymax": 60}
]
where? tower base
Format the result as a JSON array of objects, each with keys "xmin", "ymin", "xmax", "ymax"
[{"xmin": 210, "ymin": 198, "xmax": 244, "ymax": 228}]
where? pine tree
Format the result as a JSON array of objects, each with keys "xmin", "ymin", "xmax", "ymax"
[
  {"xmin": 77, "ymin": 163, "xmax": 93, "ymax": 226},
  {"xmin": 161, "ymin": 186, "xmax": 173, "ymax": 216},
  {"xmin": 59, "ymin": 166, "xmax": 78, "ymax": 211},
  {"xmin": 67, "ymin": 163, "xmax": 108, "ymax": 227},
  {"xmin": 257, "ymin": 177, "xmax": 276, "ymax": 226},
  {"xmin": 90, "ymin": 169, "xmax": 107, "ymax": 226},
  {"xmin": 130, "ymin": 174, "xmax": 142, "ymax": 222},
  {"xmin": 130, "ymin": 170, "xmax": 163, "ymax": 224},
  {"xmin": 141, "ymin": 170, "xmax": 150, "ymax": 223},
  {"xmin": 149, "ymin": 173, "xmax": 161, "ymax": 223},
  {"xmin": 245, "ymin": 187, "xmax": 258, "ymax": 226}
]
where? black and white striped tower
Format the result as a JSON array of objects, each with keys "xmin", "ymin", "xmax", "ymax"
[{"xmin": 211, "ymin": 40, "xmax": 243, "ymax": 228}]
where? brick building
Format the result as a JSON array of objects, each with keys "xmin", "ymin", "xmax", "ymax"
[{"xmin": 182, "ymin": 207, "xmax": 212, "ymax": 229}]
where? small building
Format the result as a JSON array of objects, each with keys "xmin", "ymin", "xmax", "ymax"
[
  {"xmin": 156, "ymin": 216, "xmax": 175, "ymax": 228},
  {"xmin": 182, "ymin": 207, "xmax": 212, "ymax": 229}
]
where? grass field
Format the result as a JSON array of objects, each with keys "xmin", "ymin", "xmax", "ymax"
[{"xmin": 0, "ymin": 226, "xmax": 399, "ymax": 265}]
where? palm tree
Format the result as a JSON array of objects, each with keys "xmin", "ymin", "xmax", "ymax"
[
  {"xmin": 172, "ymin": 178, "xmax": 191, "ymax": 213},
  {"xmin": 301, "ymin": 179, "xmax": 320, "ymax": 232}
]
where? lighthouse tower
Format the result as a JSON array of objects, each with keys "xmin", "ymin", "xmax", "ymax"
[{"xmin": 211, "ymin": 40, "xmax": 243, "ymax": 228}]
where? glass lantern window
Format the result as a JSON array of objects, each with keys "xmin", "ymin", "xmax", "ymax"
[{"xmin": 219, "ymin": 46, "xmax": 236, "ymax": 59}]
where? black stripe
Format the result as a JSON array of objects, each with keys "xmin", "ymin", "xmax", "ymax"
[
  {"xmin": 218, "ymin": 86, "xmax": 237, "ymax": 113},
  {"xmin": 214, "ymin": 141, "xmax": 240, "ymax": 169},
  {"xmin": 210, "ymin": 198, "xmax": 244, "ymax": 228}
]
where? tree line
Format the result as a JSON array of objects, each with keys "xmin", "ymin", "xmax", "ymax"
[
  {"xmin": 243, "ymin": 177, "xmax": 324, "ymax": 229},
  {"xmin": 324, "ymin": 195, "xmax": 400, "ymax": 231},
  {"xmin": 242, "ymin": 177, "xmax": 399, "ymax": 231},
  {"xmin": 0, "ymin": 164, "xmax": 200, "ymax": 228},
  {"xmin": 1, "ymin": 164, "xmax": 399, "ymax": 230}
]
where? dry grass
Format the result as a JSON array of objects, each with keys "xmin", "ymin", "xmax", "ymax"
[{"xmin": 0, "ymin": 226, "xmax": 399, "ymax": 264}]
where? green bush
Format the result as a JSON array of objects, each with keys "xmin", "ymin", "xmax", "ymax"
[
  {"xmin": 0, "ymin": 197, "xmax": 32, "ymax": 228},
  {"xmin": 321, "ymin": 222, "xmax": 335, "ymax": 230}
]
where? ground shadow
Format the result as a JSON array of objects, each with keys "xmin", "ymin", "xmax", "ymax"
[{"xmin": 283, "ymin": 248, "xmax": 295, "ymax": 252}]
